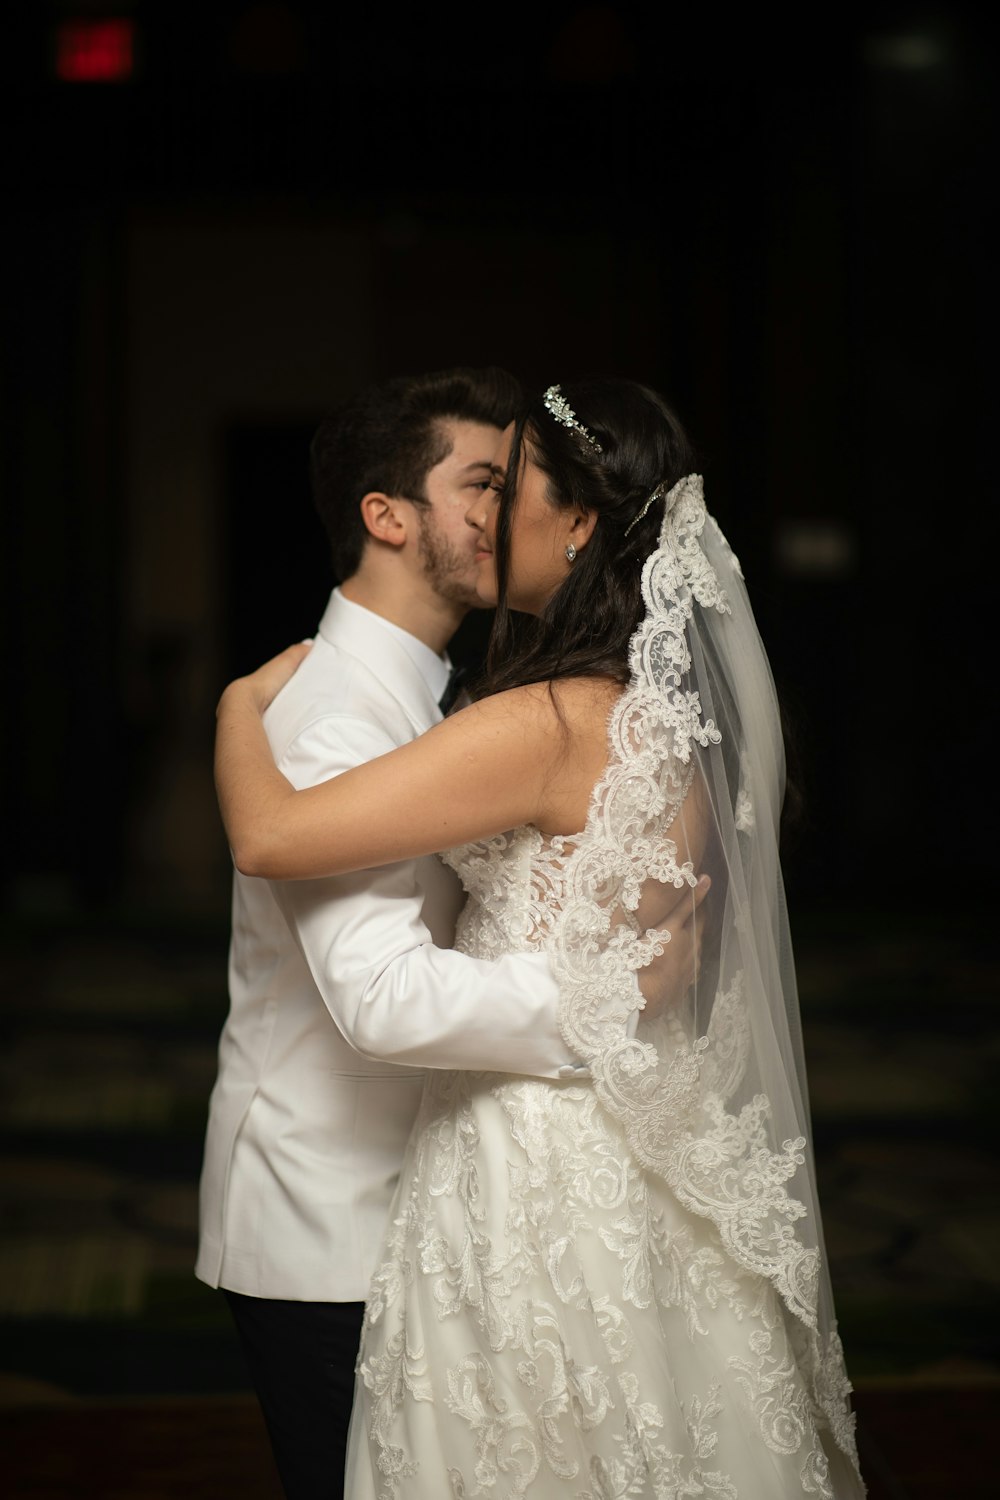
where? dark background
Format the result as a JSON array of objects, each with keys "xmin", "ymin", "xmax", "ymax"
[
  {"xmin": 1, "ymin": 7, "xmax": 996, "ymax": 1491},
  {"xmin": 3, "ymin": 0, "xmax": 990, "ymax": 918}
]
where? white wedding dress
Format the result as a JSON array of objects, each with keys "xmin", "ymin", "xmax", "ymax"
[{"xmin": 344, "ymin": 479, "xmax": 864, "ymax": 1498}]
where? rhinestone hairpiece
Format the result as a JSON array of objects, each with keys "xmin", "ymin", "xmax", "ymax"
[
  {"xmin": 624, "ymin": 483, "xmax": 667, "ymax": 536},
  {"xmin": 542, "ymin": 385, "xmax": 603, "ymax": 452}
]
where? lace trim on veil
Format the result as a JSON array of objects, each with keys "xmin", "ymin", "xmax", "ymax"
[{"xmin": 548, "ymin": 475, "xmax": 858, "ymax": 1467}]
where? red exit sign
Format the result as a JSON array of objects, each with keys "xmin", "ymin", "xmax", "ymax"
[{"xmin": 55, "ymin": 20, "xmax": 136, "ymax": 83}]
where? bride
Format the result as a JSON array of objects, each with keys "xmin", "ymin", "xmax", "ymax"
[{"xmin": 215, "ymin": 379, "xmax": 865, "ymax": 1498}]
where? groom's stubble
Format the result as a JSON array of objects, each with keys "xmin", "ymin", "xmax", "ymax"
[{"xmin": 415, "ymin": 504, "xmax": 482, "ymax": 613}]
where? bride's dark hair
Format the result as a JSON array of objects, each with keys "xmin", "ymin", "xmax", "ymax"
[{"xmin": 481, "ymin": 378, "xmax": 696, "ymax": 695}]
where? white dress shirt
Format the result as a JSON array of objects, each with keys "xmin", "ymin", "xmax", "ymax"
[{"xmin": 196, "ymin": 590, "xmax": 576, "ymax": 1302}]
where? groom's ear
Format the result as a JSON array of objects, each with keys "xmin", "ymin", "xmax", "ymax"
[{"xmin": 359, "ymin": 491, "xmax": 410, "ymax": 549}]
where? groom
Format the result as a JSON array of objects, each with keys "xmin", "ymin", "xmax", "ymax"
[{"xmin": 197, "ymin": 367, "xmax": 591, "ymax": 1499}]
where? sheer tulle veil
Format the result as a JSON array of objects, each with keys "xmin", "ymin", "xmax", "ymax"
[{"xmin": 549, "ymin": 472, "xmax": 862, "ymax": 1484}]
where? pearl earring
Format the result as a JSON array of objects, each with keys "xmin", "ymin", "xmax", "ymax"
[{"xmin": 565, "ymin": 543, "xmax": 577, "ymax": 562}]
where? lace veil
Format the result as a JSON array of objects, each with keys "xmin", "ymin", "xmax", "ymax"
[{"xmin": 551, "ymin": 474, "xmax": 862, "ymax": 1482}]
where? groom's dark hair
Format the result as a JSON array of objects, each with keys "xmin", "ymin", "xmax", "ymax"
[{"xmin": 311, "ymin": 366, "xmax": 522, "ymax": 581}]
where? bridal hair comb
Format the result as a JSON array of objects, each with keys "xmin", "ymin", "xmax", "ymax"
[
  {"xmin": 624, "ymin": 482, "xmax": 668, "ymax": 536},
  {"xmin": 542, "ymin": 385, "xmax": 603, "ymax": 452}
]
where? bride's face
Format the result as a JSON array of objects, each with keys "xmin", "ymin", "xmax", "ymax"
[{"xmin": 466, "ymin": 423, "xmax": 591, "ymax": 615}]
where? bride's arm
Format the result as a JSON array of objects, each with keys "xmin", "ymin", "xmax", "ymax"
[{"xmin": 216, "ymin": 671, "xmax": 562, "ymax": 881}]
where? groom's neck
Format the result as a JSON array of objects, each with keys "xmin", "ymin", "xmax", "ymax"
[{"xmin": 340, "ymin": 570, "xmax": 465, "ymax": 656}]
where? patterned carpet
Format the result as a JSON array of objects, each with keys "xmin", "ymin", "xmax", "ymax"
[{"xmin": 1, "ymin": 906, "xmax": 997, "ymax": 1495}]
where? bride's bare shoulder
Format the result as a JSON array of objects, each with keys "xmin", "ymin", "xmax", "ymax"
[
  {"xmin": 458, "ymin": 677, "xmax": 622, "ymax": 758},
  {"xmin": 445, "ymin": 677, "xmax": 622, "ymax": 835},
  {"xmin": 550, "ymin": 674, "xmax": 624, "ymax": 720}
]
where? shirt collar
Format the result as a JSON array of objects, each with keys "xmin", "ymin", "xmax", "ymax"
[{"xmin": 332, "ymin": 588, "xmax": 452, "ymax": 703}]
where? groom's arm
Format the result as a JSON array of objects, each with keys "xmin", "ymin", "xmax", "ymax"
[
  {"xmin": 274, "ymin": 862, "xmax": 585, "ymax": 1078},
  {"xmin": 268, "ymin": 711, "xmax": 586, "ymax": 1080}
]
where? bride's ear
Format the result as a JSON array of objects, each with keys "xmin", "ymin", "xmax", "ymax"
[
  {"xmin": 568, "ymin": 509, "xmax": 599, "ymax": 553},
  {"xmin": 359, "ymin": 492, "xmax": 409, "ymax": 548}
]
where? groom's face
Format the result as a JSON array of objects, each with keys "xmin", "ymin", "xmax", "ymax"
[{"xmin": 414, "ymin": 418, "xmax": 503, "ymax": 611}]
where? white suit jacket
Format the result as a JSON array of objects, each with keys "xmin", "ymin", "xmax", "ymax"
[{"xmin": 196, "ymin": 590, "xmax": 573, "ymax": 1302}]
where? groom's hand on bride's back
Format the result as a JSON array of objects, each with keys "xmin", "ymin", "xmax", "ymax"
[{"xmin": 636, "ymin": 875, "xmax": 711, "ymax": 1021}]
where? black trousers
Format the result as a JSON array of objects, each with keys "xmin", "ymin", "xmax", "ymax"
[{"xmin": 225, "ymin": 1291, "xmax": 365, "ymax": 1500}]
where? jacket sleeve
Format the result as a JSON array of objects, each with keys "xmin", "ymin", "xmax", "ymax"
[{"xmin": 268, "ymin": 711, "xmax": 586, "ymax": 1079}]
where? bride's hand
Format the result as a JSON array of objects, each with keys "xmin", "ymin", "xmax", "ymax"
[{"xmin": 218, "ymin": 640, "xmax": 312, "ymax": 716}]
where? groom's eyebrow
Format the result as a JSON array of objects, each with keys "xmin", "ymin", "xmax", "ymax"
[
  {"xmin": 490, "ymin": 462, "xmax": 507, "ymax": 481},
  {"xmin": 458, "ymin": 458, "xmax": 494, "ymax": 475}
]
